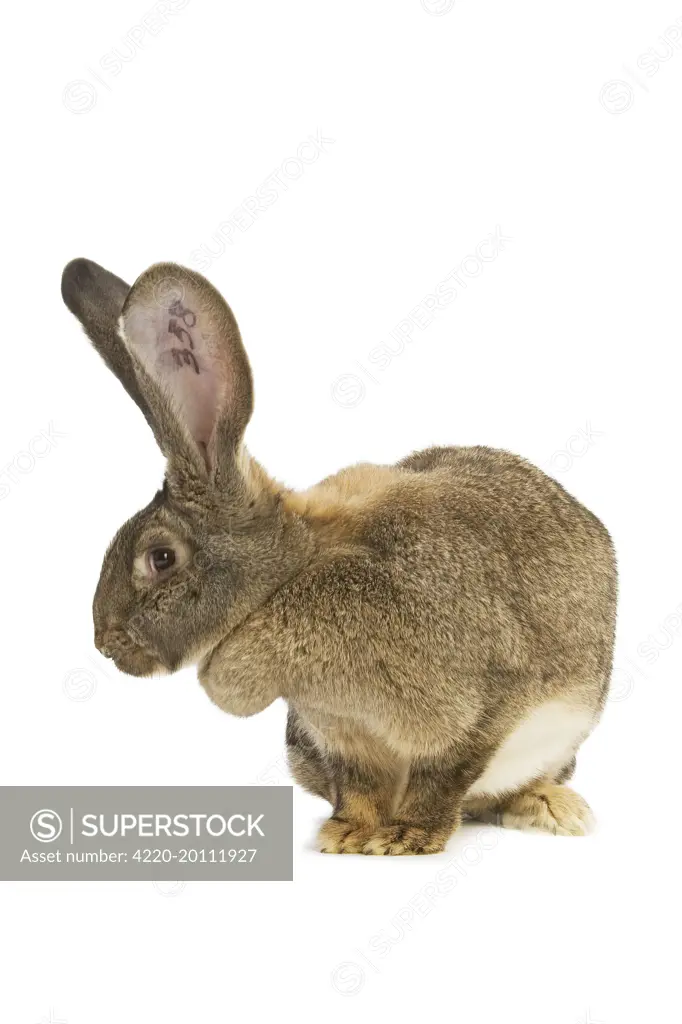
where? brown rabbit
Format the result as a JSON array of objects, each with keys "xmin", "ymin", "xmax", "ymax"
[{"xmin": 61, "ymin": 258, "xmax": 617, "ymax": 855}]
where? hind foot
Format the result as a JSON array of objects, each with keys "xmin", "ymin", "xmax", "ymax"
[{"xmin": 470, "ymin": 783, "xmax": 595, "ymax": 836}]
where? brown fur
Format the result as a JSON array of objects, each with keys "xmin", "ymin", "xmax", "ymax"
[{"xmin": 62, "ymin": 259, "xmax": 617, "ymax": 855}]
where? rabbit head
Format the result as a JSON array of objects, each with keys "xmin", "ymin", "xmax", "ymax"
[{"xmin": 61, "ymin": 259, "xmax": 310, "ymax": 677}]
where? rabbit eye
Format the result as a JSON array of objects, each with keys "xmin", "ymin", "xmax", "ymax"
[{"xmin": 148, "ymin": 547, "xmax": 176, "ymax": 574}]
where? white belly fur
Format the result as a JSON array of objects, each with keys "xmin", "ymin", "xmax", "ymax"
[{"xmin": 466, "ymin": 699, "xmax": 595, "ymax": 799}]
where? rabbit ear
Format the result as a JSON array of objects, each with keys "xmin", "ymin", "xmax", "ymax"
[
  {"xmin": 61, "ymin": 258, "xmax": 156, "ymax": 430},
  {"xmin": 119, "ymin": 263, "xmax": 254, "ymax": 482}
]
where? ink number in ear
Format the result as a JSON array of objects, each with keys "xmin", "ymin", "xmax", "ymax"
[
  {"xmin": 169, "ymin": 300, "xmax": 197, "ymax": 328},
  {"xmin": 166, "ymin": 301, "xmax": 200, "ymax": 374},
  {"xmin": 168, "ymin": 319, "xmax": 194, "ymax": 349},
  {"xmin": 171, "ymin": 347, "xmax": 200, "ymax": 374}
]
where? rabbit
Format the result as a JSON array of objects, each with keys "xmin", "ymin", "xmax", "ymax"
[{"xmin": 61, "ymin": 257, "xmax": 617, "ymax": 855}]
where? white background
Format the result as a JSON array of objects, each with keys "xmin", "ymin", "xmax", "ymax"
[{"xmin": 1, "ymin": 1, "xmax": 680, "ymax": 1021}]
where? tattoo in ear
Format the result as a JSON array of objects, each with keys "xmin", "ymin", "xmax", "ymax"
[
  {"xmin": 171, "ymin": 348, "xmax": 200, "ymax": 373},
  {"xmin": 166, "ymin": 301, "xmax": 200, "ymax": 375}
]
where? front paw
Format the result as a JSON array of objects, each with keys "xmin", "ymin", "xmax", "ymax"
[
  {"xmin": 362, "ymin": 823, "xmax": 447, "ymax": 856},
  {"xmin": 317, "ymin": 817, "xmax": 372, "ymax": 854}
]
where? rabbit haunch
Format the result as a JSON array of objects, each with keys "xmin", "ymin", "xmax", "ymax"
[{"xmin": 465, "ymin": 699, "xmax": 594, "ymax": 799}]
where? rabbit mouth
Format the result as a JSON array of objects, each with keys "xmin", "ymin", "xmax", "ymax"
[
  {"xmin": 96, "ymin": 628, "xmax": 168, "ymax": 677},
  {"xmin": 112, "ymin": 647, "xmax": 168, "ymax": 677}
]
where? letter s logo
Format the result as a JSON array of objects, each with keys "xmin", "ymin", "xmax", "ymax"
[{"xmin": 30, "ymin": 809, "xmax": 63, "ymax": 843}]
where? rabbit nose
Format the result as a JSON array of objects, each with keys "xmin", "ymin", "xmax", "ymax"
[{"xmin": 94, "ymin": 629, "xmax": 114, "ymax": 658}]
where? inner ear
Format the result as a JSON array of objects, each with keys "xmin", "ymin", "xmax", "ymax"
[
  {"xmin": 126, "ymin": 291, "xmax": 220, "ymax": 454},
  {"xmin": 120, "ymin": 265, "xmax": 252, "ymax": 473}
]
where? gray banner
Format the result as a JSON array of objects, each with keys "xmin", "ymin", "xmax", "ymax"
[{"xmin": 0, "ymin": 787, "xmax": 293, "ymax": 881}]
